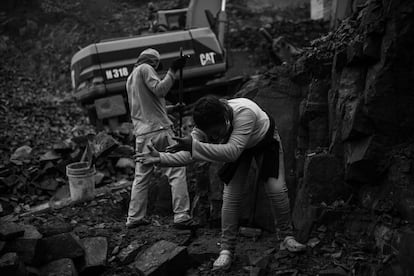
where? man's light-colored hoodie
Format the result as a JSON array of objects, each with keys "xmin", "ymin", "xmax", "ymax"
[{"xmin": 126, "ymin": 48, "xmax": 176, "ymax": 136}]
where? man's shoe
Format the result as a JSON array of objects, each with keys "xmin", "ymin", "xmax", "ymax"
[
  {"xmin": 212, "ymin": 250, "xmax": 232, "ymax": 271},
  {"xmin": 173, "ymin": 218, "xmax": 200, "ymax": 230},
  {"xmin": 280, "ymin": 236, "xmax": 306, "ymax": 252},
  {"xmin": 126, "ymin": 218, "xmax": 151, "ymax": 229}
]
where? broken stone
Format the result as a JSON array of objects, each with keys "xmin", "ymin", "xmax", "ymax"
[
  {"xmin": 39, "ymin": 150, "xmax": 61, "ymax": 162},
  {"xmin": 108, "ymin": 256, "xmax": 116, "ymax": 263},
  {"xmin": 111, "ymin": 245, "xmax": 120, "ymax": 255},
  {"xmin": 116, "ymin": 158, "xmax": 135, "ymax": 169},
  {"xmin": 39, "ymin": 178, "xmax": 59, "ymax": 192},
  {"xmin": 233, "ymin": 77, "xmax": 260, "ymax": 99},
  {"xmin": 249, "ymin": 266, "xmax": 263, "ymax": 276},
  {"xmin": 398, "ymin": 229, "xmax": 414, "ymax": 276},
  {"xmin": 94, "ymin": 171, "xmax": 105, "ymax": 186},
  {"xmin": 118, "ymin": 240, "xmax": 144, "ymax": 265},
  {"xmin": 53, "ymin": 141, "xmax": 73, "ymax": 154},
  {"xmin": 10, "ymin": 146, "xmax": 32, "ymax": 165},
  {"xmin": 374, "ymin": 225, "xmax": 393, "ymax": 255},
  {"xmin": 36, "ymin": 232, "xmax": 84, "ymax": 264},
  {"xmin": 26, "ymin": 266, "xmax": 40, "ymax": 276},
  {"xmin": 318, "ymin": 266, "xmax": 347, "ymax": 276},
  {"xmin": 90, "ymin": 132, "xmax": 119, "ymax": 159},
  {"xmin": 396, "ymin": 195, "xmax": 414, "ymax": 223},
  {"xmin": 132, "ymin": 240, "xmax": 189, "ymax": 276},
  {"xmin": 0, "ymin": 252, "xmax": 27, "ymax": 276},
  {"xmin": 81, "ymin": 237, "xmax": 107, "ymax": 274},
  {"xmin": 307, "ymin": 237, "xmax": 321, "ymax": 248},
  {"xmin": 239, "ymin": 227, "xmax": 262, "ymax": 239},
  {"xmin": 51, "ymin": 185, "xmax": 70, "ymax": 202},
  {"xmin": 4, "ymin": 224, "xmax": 42, "ymax": 264},
  {"xmin": 110, "ymin": 144, "xmax": 134, "ymax": 157},
  {"xmin": 0, "ymin": 222, "xmax": 25, "ymax": 241},
  {"xmin": 247, "ymin": 249, "xmax": 272, "ymax": 269},
  {"xmin": 38, "ymin": 222, "xmax": 73, "ymax": 237},
  {"xmin": 174, "ymin": 229, "xmax": 192, "ymax": 246},
  {"xmin": 40, "ymin": 258, "xmax": 77, "ymax": 276}
]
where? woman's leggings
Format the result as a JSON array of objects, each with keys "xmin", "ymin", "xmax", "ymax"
[{"xmin": 220, "ymin": 131, "xmax": 292, "ymax": 252}]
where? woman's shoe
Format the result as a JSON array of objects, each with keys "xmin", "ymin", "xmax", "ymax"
[
  {"xmin": 280, "ymin": 236, "xmax": 306, "ymax": 252},
  {"xmin": 212, "ymin": 250, "xmax": 232, "ymax": 271}
]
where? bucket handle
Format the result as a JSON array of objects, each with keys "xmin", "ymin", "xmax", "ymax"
[{"xmin": 80, "ymin": 143, "xmax": 94, "ymax": 169}]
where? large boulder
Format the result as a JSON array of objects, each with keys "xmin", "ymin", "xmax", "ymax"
[
  {"xmin": 0, "ymin": 223, "xmax": 25, "ymax": 241},
  {"xmin": 80, "ymin": 237, "xmax": 107, "ymax": 275},
  {"xmin": 132, "ymin": 240, "xmax": 189, "ymax": 276},
  {"xmin": 118, "ymin": 240, "xmax": 144, "ymax": 265},
  {"xmin": 4, "ymin": 224, "xmax": 42, "ymax": 264},
  {"xmin": 35, "ymin": 232, "xmax": 84, "ymax": 264},
  {"xmin": 40, "ymin": 258, "xmax": 78, "ymax": 276},
  {"xmin": 0, "ymin": 252, "xmax": 27, "ymax": 276}
]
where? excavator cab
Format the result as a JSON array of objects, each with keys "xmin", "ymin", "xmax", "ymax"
[
  {"xmin": 154, "ymin": 0, "xmax": 222, "ymax": 31},
  {"xmin": 70, "ymin": 0, "xmax": 231, "ymax": 128}
]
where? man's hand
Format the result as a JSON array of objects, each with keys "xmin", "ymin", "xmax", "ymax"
[
  {"xmin": 166, "ymin": 102, "xmax": 185, "ymax": 114},
  {"xmin": 166, "ymin": 136, "xmax": 193, "ymax": 153},
  {"xmin": 170, "ymin": 56, "xmax": 188, "ymax": 72},
  {"xmin": 134, "ymin": 145, "xmax": 161, "ymax": 165}
]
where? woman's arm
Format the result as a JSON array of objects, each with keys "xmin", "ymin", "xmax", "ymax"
[{"xmin": 192, "ymin": 109, "xmax": 256, "ymax": 163}]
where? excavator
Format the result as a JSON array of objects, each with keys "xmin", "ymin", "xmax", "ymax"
[{"xmin": 70, "ymin": 0, "xmax": 245, "ymax": 127}]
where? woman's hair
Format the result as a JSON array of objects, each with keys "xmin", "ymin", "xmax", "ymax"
[{"xmin": 192, "ymin": 95, "xmax": 227, "ymax": 130}]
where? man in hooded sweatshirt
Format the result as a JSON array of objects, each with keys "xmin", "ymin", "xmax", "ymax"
[{"xmin": 125, "ymin": 48, "xmax": 196, "ymax": 229}]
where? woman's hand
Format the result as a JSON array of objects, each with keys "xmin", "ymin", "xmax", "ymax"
[
  {"xmin": 134, "ymin": 145, "xmax": 161, "ymax": 165},
  {"xmin": 166, "ymin": 136, "xmax": 193, "ymax": 153}
]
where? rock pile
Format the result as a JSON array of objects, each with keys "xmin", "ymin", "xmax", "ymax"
[{"xmin": 0, "ymin": 130, "xmax": 135, "ymax": 217}]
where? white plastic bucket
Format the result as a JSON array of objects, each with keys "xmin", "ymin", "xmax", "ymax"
[{"xmin": 66, "ymin": 162, "xmax": 96, "ymax": 202}]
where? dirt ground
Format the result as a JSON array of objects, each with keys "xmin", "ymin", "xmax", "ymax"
[
  {"xmin": 1, "ymin": 0, "xmax": 399, "ymax": 275},
  {"xmin": 13, "ymin": 186, "xmax": 385, "ymax": 276}
]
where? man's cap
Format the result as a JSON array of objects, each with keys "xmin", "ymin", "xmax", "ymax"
[{"xmin": 139, "ymin": 48, "xmax": 160, "ymax": 60}]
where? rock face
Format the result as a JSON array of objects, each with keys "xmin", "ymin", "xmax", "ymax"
[
  {"xmin": 327, "ymin": 0, "xmax": 414, "ymax": 222},
  {"xmin": 285, "ymin": 0, "xmax": 414, "ymax": 267},
  {"xmin": 230, "ymin": 0, "xmax": 414, "ymax": 262}
]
